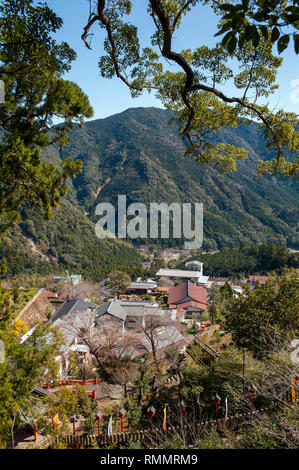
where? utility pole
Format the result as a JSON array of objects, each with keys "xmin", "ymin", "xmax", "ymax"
[{"xmin": 211, "ymin": 286, "xmax": 215, "ymax": 325}]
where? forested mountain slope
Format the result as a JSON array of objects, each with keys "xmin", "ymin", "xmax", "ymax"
[
  {"xmin": 61, "ymin": 107, "xmax": 299, "ymax": 250},
  {"xmin": 1, "ymin": 107, "xmax": 298, "ymax": 280}
]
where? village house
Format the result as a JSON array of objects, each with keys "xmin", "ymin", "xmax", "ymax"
[
  {"xmin": 126, "ymin": 324, "xmax": 188, "ymax": 361},
  {"xmin": 246, "ymin": 275, "xmax": 270, "ymax": 289},
  {"xmin": 41, "ymin": 289, "xmax": 58, "ymax": 299},
  {"xmin": 48, "ymin": 299, "xmax": 97, "ymax": 376},
  {"xmin": 49, "ymin": 299, "xmax": 96, "ymax": 324},
  {"xmin": 125, "ymin": 279, "xmax": 157, "ymax": 295},
  {"xmin": 93, "ymin": 299, "xmax": 187, "ymax": 361},
  {"xmin": 167, "ymin": 280, "xmax": 208, "ymax": 320},
  {"xmin": 20, "ymin": 296, "xmax": 185, "ymax": 377},
  {"xmin": 156, "ymin": 268, "xmax": 209, "ymax": 287},
  {"xmin": 231, "ymin": 285, "xmax": 243, "ymax": 297},
  {"xmin": 53, "ymin": 270, "xmax": 82, "ymax": 286},
  {"xmin": 94, "ymin": 299, "xmax": 176, "ymax": 330}
]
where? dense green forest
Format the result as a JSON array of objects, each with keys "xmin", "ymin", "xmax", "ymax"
[
  {"xmin": 59, "ymin": 108, "xmax": 299, "ymax": 250},
  {"xmin": 0, "ymin": 199, "xmax": 143, "ymax": 281},
  {"xmin": 177, "ymin": 244, "xmax": 299, "ymax": 278}
]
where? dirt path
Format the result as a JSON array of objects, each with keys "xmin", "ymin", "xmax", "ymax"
[{"xmin": 94, "ymin": 177, "xmax": 111, "ymax": 199}]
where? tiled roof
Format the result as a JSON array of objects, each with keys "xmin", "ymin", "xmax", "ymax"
[
  {"xmin": 248, "ymin": 275, "xmax": 269, "ymax": 284},
  {"xmin": 41, "ymin": 289, "xmax": 58, "ymax": 298},
  {"xmin": 142, "ymin": 325, "xmax": 185, "ymax": 352},
  {"xmin": 168, "ymin": 281, "xmax": 208, "ymax": 306},
  {"xmin": 57, "ymin": 291, "xmax": 75, "ymax": 302},
  {"xmin": 95, "ymin": 301, "xmax": 127, "ymax": 322},
  {"xmin": 128, "ymin": 281, "xmax": 157, "ymax": 290},
  {"xmin": 95, "ymin": 299, "xmax": 163, "ymax": 324},
  {"xmin": 156, "ymin": 268, "xmax": 203, "ymax": 278},
  {"xmin": 125, "ymin": 326, "xmax": 187, "ymax": 359},
  {"xmin": 51, "ymin": 299, "xmax": 95, "ymax": 323}
]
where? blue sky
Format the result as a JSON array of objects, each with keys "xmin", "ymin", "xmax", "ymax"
[{"xmin": 46, "ymin": 0, "xmax": 298, "ymax": 121}]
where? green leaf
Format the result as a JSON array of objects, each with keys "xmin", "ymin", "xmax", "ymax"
[
  {"xmin": 219, "ymin": 4, "xmax": 236, "ymax": 12},
  {"xmin": 253, "ymin": 11, "xmax": 268, "ymax": 22},
  {"xmin": 214, "ymin": 22, "xmax": 233, "ymax": 37},
  {"xmin": 251, "ymin": 25, "xmax": 260, "ymax": 47},
  {"xmin": 226, "ymin": 34, "xmax": 237, "ymax": 54},
  {"xmin": 238, "ymin": 32, "xmax": 248, "ymax": 48},
  {"xmin": 294, "ymin": 34, "xmax": 299, "ymax": 54},
  {"xmin": 277, "ymin": 34, "xmax": 290, "ymax": 54},
  {"xmin": 260, "ymin": 25, "xmax": 269, "ymax": 40},
  {"xmin": 257, "ymin": 0, "xmax": 267, "ymax": 7}
]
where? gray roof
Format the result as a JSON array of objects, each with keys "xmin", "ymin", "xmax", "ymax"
[
  {"xmin": 185, "ymin": 261, "xmax": 203, "ymax": 266},
  {"xmin": 122, "ymin": 306, "xmax": 161, "ymax": 317},
  {"xmin": 119, "ymin": 300, "xmax": 158, "ymax": 307},
  {"xmin": 124, "ymin": 325, "xmax": 185, "ymax": 359},
  {"xmin": 128, "ymin": 281, "xmax": 157, "ymax": 290},
  {"xmin": 51, "ymin": 299, "xmax": 95, "ymax": 323},
  {"xmin": 142, "ymin": 325, "xmax": 184, "ymax": 352},
  {"xmin": 95, "ymin": 301, "xmax": 127, "ymax": 322},
  {"xmin": 112, "ymin": 325, "xmax": 185, "ymax": 360},
  {"xmin": 95, "ymin": 299, "xmax": 165, "ymax": 326}
]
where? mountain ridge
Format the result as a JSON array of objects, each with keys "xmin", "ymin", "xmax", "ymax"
[
  {"xmin": 59, "ymin": 107, "xmax": 298, "ymax": 250},
  {"xmin": 1, "ymin": 107, "xmax": 298, "ymax": 280}
]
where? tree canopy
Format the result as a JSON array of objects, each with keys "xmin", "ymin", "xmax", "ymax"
[
  {"xmin": 0, "ymin": 324, "xmax": 64, "ymax": 447},
  {"xmin": 225, "ymin": 269, "xmax": 299, "ymax": 357},
  {"xmin": 82, "ymin": 0, "xmax": 298, "ymax": 178},
  {"xmin": 106, "ymin": 270, "xmax": 131, "ymax": 297},
  {"xmin": 215, "ymin": 0, "xmax": 299, "ymax": 55},
  {"xmin": 0, "ymin": 0, "xmax": 93, "ymax": 233}
]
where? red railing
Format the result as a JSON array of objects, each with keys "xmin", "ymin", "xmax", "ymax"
[{"xmin": 42, "ymin": 378, "xmax": 98, "ymax": 389}]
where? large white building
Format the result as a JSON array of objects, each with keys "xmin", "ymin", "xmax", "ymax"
[{"xmin": 156, "ymin": 268, "xmax": 209, "ymax": 286}]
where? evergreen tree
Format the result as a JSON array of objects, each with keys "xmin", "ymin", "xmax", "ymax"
[{"xmin": 0, "ymin": 0, "xmax": 93, "ymax": 233}]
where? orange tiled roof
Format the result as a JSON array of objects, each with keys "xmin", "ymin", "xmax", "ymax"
[
  {"xmin": 248, "ymin": 275, "xmax": 269, "ymax": 284},
  {"xmin": 168, "ymin": 281, "xmax": 207, "ymax": 305}
]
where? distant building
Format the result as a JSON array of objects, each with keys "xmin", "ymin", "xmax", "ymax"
[
  {"xmin": 57, "ymin": 290, "xmax": 76, "ymax": 302},
  {"xmin": 94, "ymin": 299, "xmax": 174, "ymax": 330},
  {"xmin": 156, "ymin": 268, "xmax": 209, "ymax": 286},
  {"xmin": 126, "ymin": 279, "xmax": 157, "ymax": 295},
  {"xmin": 94, "ymin": 299, "xmax": 185, "ymax": 361},
  {"xmin": 231, "ymin": 285, "xmax": 243, "ymax": 298},
  {"xmin": 185, "ymin": 261, "xmax": 204, "ymax": 275},
  {"xmin": 168, "ymin": 281, "xmax": 208, "ymax": 320},
  {"xmin": 130, "ymin": 325, "xmax": 187, "ymax": 361},
  {"xmin": 53, "ymin": 270, "xmax": 82, "ymax": 286},
  {"xmin": 247, "ymin": 275, "xmax": 270, "ymax": 289},
  {"xmin": 209, "ymin": 277, "xmax": 229, "ymax": 288},
  {"xmin": 19, "ymin": 299, "xmax": 96, "ymax": 378},
  {"xmin": 50, "ymin": 299, "xmax": 96, "ymax": 324},
  {"xmin": 41, "ymin": 289, "xmax": 58, "ymax": 299}
]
